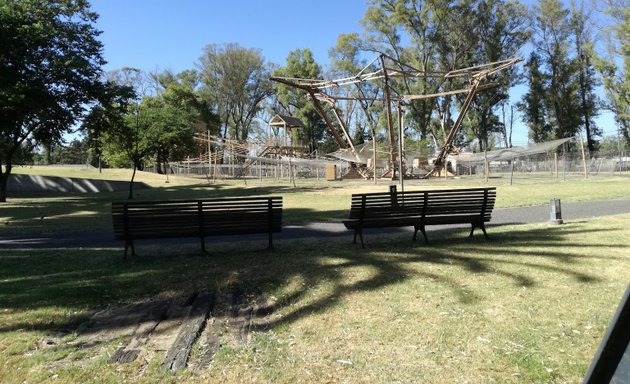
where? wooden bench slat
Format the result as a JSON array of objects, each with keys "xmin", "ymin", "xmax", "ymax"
[
  {"xmin": 344, "ymin": 187, "xmax": 495, "ymax": 247},
  {"xmin": 112, "ymin": 197, "xmax": 282, "ymax": 257}
]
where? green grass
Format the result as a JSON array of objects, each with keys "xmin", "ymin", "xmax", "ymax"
[
  {"xmin": 2, "ymin": 166, "xmax": 629, "ymax": 236},
  {"xmin": 1, "ymin": 167, "xmax": 629, "ymax": 382},
  {"xmin": 0, "ymin": 215, "xmax": 629, "ymax": 383}
]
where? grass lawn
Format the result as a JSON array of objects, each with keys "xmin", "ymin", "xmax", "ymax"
[
  {"xmin": 2, "ymin": 166, "xmax": 629, "ymax": 235},
  {"xmin": 0, "ymin": 214, "xmax": 629, "ymax": 383},
  {"xmin": 0, "ymin": 167, "xmax": 629, "ymax": 382}
]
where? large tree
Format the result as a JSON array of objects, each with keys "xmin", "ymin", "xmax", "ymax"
[
  {"xmin": 530, "ymin": 0, "xmax": 583, "ymax": 141},
  {"xmin": 594, "ymin": 0, "xmax": 630, "ymax": 147},
  {"xmin": 465, "ymin": 0, "xmax": 529, "ymax": 151},
  {"xmin": 274, "ymin": 48, "xmax": 328, "ymax": 151},
  {"xmin": 571, "ymin": 0, "xmax": 601, "ymax": 152},
  {"xmin": 0, "ymin": 0, "xmax": 107, "ymax": 202},
  {"xmin": 151, "ymin": 69, "xmax": 219, "ymax": 173},
  {"xmin": 518, "ymin": 52, "xmax": 551, "ymax": 143},
  {"xmin": 198, "ymin": 44, "xmax": 274, "ymax": 143}
]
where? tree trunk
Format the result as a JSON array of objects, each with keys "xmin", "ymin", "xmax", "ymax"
[
  {"xmin": 0, "ymin": 173, "xmax": 9, "ymax": 203},
  {"xmin": 0, "ymin": 162, "xmax": 12, "ymax": 203},
  {"xmin": 128, "ymin": 163, "xmax": 137, "ymax": 200}
]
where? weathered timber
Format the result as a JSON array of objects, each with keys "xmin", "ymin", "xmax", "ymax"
[
  {"xmin": 162, "ymin": 291, "xmax": 215, "ymax": 371},
  {"xmin": 107, "ymin": 301, "xmax": 171, "ymax": 364}
]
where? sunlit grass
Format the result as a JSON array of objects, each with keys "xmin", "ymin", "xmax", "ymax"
[
  {"xmin": 2, "ymin": 167, "xmax": 629, "ymax": 236},
  {"xmin": 0, "ymin": 215, "xmax": 629, "ymax": 382}
]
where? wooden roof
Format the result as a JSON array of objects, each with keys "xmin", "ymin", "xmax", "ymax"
[{"xmin": 269, "ymin": 114, "xmax": 305, "ymax": 129}]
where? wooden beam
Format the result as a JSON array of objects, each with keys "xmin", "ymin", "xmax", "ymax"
[
  {"xmin": 380, "ymin": 54, "xmax": 397, "ymax": 179},
  {"xmin": 162, "ymin": 291, "xmax": 214, "ymax": 371},
  {"xmin": 426, "ymin": 78, "xmax": 482, "ymax": 178},
  {"xmin": 309, "ymin": 91, "xmax": 348, "ymax": 149}
]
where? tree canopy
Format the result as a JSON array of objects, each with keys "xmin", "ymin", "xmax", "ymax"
[{"xmin": 0, "ymin": 0, "xmax": 109, "ymax": 201}]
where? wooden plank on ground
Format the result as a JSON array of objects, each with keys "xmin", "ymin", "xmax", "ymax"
[
  {"xmin": 107, "ymin": 301, "xmax": 171, "ymax": 364},
  {"xmin": 162, "ymin": 291, "xmax": 215, "ymax": 371}
]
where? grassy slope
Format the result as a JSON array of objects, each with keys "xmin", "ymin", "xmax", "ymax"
[{"xmin": 2, "ymin": 167, "xmax": 629, "ymax": 235}]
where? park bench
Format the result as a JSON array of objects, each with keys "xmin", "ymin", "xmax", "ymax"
[
  {"xmin": 343, "ymin": 187, "xmax": 496, "ymax": 247},
  {"xmin": 112, "ymin": 196, "xmax": 282, "ymax": 257}
]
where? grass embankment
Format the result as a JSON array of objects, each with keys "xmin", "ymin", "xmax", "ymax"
[
  {"xmin": 0, "ymin": 215, "xmax": 629, "ymax": 383},
  {"xmin": 2, "ymin": 166, "xmax": 629, "ymax": 235}
]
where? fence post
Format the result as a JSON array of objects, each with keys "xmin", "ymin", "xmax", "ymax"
[{"xmin": 579, "ymin": 131, "xmax": 588, "ymax": 179}]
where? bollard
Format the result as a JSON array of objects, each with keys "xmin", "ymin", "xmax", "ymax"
[{"xmin": 549, "ymin": 198, "xmax": 564, "ymax": 225}]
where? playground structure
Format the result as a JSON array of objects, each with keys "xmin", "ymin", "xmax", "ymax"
[
  {"xmin": 185, "ymin": 129, "xmax": 340, "ymax": 182},
  {"xmin": 271, "ymin": 54, "xmax": 523, "ymax": 180},
  {"xmin": 163, "ymin": 54, "xmax": 626, "ymax": 184}
]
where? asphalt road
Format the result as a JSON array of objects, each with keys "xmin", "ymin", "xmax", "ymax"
[{"xmin": 1, "ymin": 198, "xmax": 629, "ymax": 250}]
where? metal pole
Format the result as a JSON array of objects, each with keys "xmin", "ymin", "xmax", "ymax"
[
  {"xmin": 208, "ymin": 129, "xmax": 212, "ymax": 182},
  {"xmin": 316, "ymin": 149, "xmax": 320, "ymax": 181},
  {"xmin": 579, "ymin": 131, "xmax": 588, "ymax": 178},
  {"xmin": 484, "ymin": 147, "xmax": 489, "ymax": 183},
  {"xmin": 398, "ymin": 103, "xmax": 404, "ymax": 192},
  {"xmin": 619, "ymin": 132, "xmax": 623, "ymax": 176},
  {"xmin": 380, "ymin": 55, "xmax": 397, "ymax": 180},
  {"xmin": 373, "ymin": 130, "xmax": 377, "ymax": 184}
]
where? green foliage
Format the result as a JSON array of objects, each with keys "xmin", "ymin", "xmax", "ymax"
[
  {"xmin": 571, "ymin": 3, "xmax": 601, "ymax": 152},
  {"xmin": 518, "ymin": 52, "xmax": 551, "ymax": 143},
  {"xmin": 593, "ymin": 0, "xmax": 630, "ymax": 148},
  {"xmin": 199, "ymin": 43, "xmax": 274, "ymax": 142},
  {"xmin": 0, "ymin": 0, "xmax": 108, "ymax": 201},
  {"xmin": 530, "ymin": 0, "xmax": 583, "ymax": 141},
  {"xmin": 274, "ymin": 49, "xmax": 328, "ymax": 150}
]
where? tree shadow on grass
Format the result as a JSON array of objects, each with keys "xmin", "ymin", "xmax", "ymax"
[
  {"xmin": 0, "ymin": 184, "xmax": 348, "ymax": 236},
  {"xmin": 0, "ymin": 222, "xmax": 625, "ymax": 342}
]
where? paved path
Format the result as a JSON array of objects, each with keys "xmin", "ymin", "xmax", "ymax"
[{"xmin": 1, "ymin": 198, "xmax": 629, "ymax": 250}]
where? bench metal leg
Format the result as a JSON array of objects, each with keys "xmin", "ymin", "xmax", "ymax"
[
  {"xmin": 480, "ymin": 224, "xmax": 489, "ymax": 240},
  {"xmin": 414, "ymin": 225, "xmax": 429, "ymax": 244},
  {"xmin": 359, "ymin": 229, "xmax": 364, "ymax": 249},
  {"xmin": 124, "ymin": 239, "xmax": 136, "ymax": 258},
  {"xmin": 353, "ymin": 228, "xmax": 364, "ymax": 248},
  {"xmin": 200, "ymin": 237, "xmax": 207, "ymax": 254},
  {"xmin": 470, "ymin": 223, "xmax": 490, "ymax": 240},
  {"xmin": 268, "ymin": 231, "xmax": 274, "ymax": 250}
]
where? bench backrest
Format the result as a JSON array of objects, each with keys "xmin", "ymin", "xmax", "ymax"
[
  {"xmin": 348, "ymin": 187, "xmax": 496, "ymax": 221},
  {"xmin": 112, "ymin": 197, "xmax": 282, "ymax": 240},
  {"xmin": 348, "ymin": 190, "xmax": 426, "ymax": 221},
  {"xmin": 424, "ymin": 187, "xmax": 495, "ymax": 221}
]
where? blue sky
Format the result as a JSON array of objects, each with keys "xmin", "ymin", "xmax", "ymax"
[
  {"xmin": 91, "ymin": 0, "xmax": 367, "ymax": 72},
  {"xmin": 90, "ymin": 0, "xmax": 617, "ymax": 146}
]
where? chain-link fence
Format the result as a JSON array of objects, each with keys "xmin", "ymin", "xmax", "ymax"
[{"xmin": 458, "ymin": 152, "xmax": 629, "ymax": 180}]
